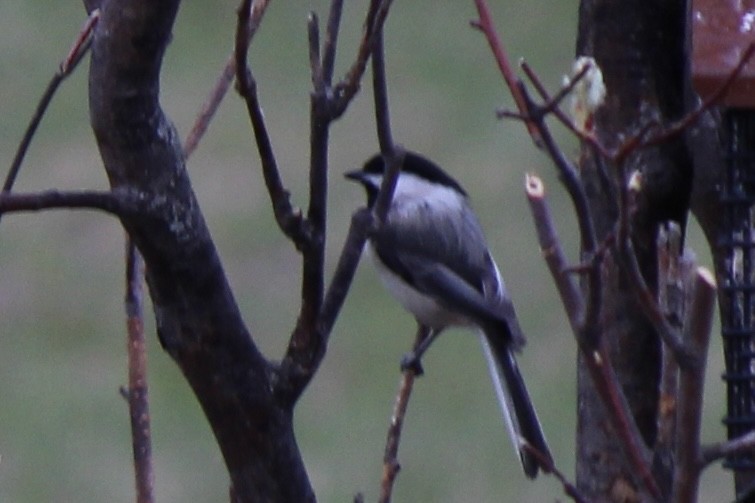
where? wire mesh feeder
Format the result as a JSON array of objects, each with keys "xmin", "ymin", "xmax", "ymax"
[{"xmin": 720, "ymin": 109, "xmax": 755, "ymax": 471}]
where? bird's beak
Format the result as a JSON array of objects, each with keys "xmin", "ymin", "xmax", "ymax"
[{"xmin": 344, "ymin": 170, "xmax": 366, "ymax": 183}]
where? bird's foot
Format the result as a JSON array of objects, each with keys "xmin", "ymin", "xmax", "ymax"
[{"xmin": 400, "ymin": 351, "xmax": 425, "ymax": 376}]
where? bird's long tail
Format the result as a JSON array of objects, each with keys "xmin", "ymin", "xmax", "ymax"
[{"xmin": 479, "ymin": 331, "xmax": 551, "ymax": 478}]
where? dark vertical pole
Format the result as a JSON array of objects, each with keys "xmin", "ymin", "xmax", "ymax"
[
  {"xmin": 691, "ymin": 0, "xmax": 755, "ymax": 495},
  {"xmin": 720, "ymin": 110, "xmax": 755, "ymax": 480}
]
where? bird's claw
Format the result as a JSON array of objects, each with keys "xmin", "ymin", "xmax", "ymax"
[{"xmin": 400, "ymin": 352, "xmax": 424, "ymax": 376}]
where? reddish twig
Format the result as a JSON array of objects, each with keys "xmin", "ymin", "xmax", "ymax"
[
  {"xmin": 125, "ymin": 241, "xmax": 154, "ymax": 503},
  {"xmin": 471, "ymin": 0, "xmax": 540, "ymax": 143},
  {"xmin": 379, "ymin": 326, "xmax": 430, "ymax": 503},
  {"xmin": 520, "ymin": 42, "xmax": 755, "ymax": 164},
  {"xmin": 524, "ymin": 175, "xmax": 659, "ymax": 499},
  {"xmin": 183, "ymin": 54, "xmax": 236, "ymax": 159},
  {"xmin": 522, "ymin": 444, "xmax": 590, "ymax": 503},
  {"xmin": 642, "ymin": 42, "xmax": 755, "ymax": 149},
  {"xmin": 525, "ymin": 174, "xmax": 584, "ymax": 327}
]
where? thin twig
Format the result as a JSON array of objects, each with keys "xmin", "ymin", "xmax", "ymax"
[
  {"xmin": 308, "ymin": 13, "xmax": 325, "ymax": 93},
  {"xmin": 330, "ymin": 0, "xmax": 394, "ymax": 119},
  {"xmin": 520, "ymin": 42, "xmax": 755, "ymax": 164},
  {"xmin": 642, "ymin": 42, "xmax": 755, "ymax": 149},
  {"xmin": 183, "ymin": 54, "xmax": 236, "ymax": 159},
  {"xmin": 235, "ymin": 0, "xmax": 309, "ymax": 248},
  {"xmin": 471, "ymin": 0, "xmax": 540, "ymax": 143},
  {"xmin": 315, "ymin": 5, "xmax": 399, "ymax": 350},
  {"xmin": 379, "ymin": 326, "xmax": 430, "ymax": 503},
  {"xmin": 620, "ymin": 237, "xmax": 696, "ymax": 368},
  {"xmin": 700, "ymin": 431, "xmax": 755, "ymax": 469},
  {"xmin": 3, "ymin": 10, "xmax": 99, "ymax": 202},
  {"xmin": 317, "ymin": 209, "xmax": 374, "ymax": 342},
  {"xmin": 279, "ymin": 0, "xmax": 398, "ymax": 401},
  {"xmin": 371, "ymin": 29, "xmax": 394, "ymax": 153},
  {"xmin": 672, "ymin": 267, "xmax": 716, "ymax": 503},
  {"xmin": 524, "ymin": 179, "xmax": 659, "ymax": 498},
  {"xmin": 509, "ymin": 61, "xmax": 592, "ymax": 123},
  {"xmin": 125, "ymin": 240, "xmax": 154, "ymax": 503},
  {"xmin": 522, "ymin": 444, "xmax": 590, "ymax": 503},
  {"xmin": 524, "ymin": 174, "xmax": 584, "ymax": 327},
  {"xmin": 475, "ymin": 4, "xmax": 660, "ymax": 495},
  {"xmin": 321, "ymin": 0, "xmax": 345, "ymax": 85}
]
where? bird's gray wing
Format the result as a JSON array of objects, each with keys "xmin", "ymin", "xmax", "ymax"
[{"xmin": 372, "ymin": 200, "xmax": 526, "ymax": 346}]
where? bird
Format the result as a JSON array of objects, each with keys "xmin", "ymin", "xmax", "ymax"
[{"xmin": 345, "ymin": 151, "xmax": 551, "ymax": 478}]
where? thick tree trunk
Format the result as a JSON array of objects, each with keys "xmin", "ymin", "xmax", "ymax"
[
  {"xmin": 86, "ymin": 1, "xmax": 315, "ymax": 500},
  {"xmin": 575, "ymin": 1, "xmax": 691, "ymax": 500}
]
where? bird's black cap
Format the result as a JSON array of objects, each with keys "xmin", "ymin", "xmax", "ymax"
[{"xmin": 357, "ymin": 151, "xmax": 467, "ymax": 196}]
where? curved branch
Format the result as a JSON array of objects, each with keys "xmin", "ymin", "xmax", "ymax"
[
  {"xmin": 88, "ymin": 1, "xmax": 314, "ymax": 500},
  {"xmin": 3, "ymin": 9, "xmax": 99, "ymax": 222}
]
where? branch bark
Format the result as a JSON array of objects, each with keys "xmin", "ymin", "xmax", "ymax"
[{"xmin": 87, "ymin": 1, "xmax": 314, "ymax": 500}]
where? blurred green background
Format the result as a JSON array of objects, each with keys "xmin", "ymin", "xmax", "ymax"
[{"xmin": 0, "ymin": 1, "xmax": 732, "ymax": 501}]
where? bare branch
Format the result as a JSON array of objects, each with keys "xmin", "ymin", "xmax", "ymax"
[
  {"xmin": 321, "ymin": 0, "xmax": 344, "ymax": 85},
  {"xmin": 330, "ymin": 0, "xmax": 394, "ymax": 118},
  {"xmin": 89, "ymin": 1, "xmax": 315, "ymax": 498},
  {"xmin": 235, "ymin": 0, "xmax": 309, "ymax": 248},
  {"xmin": 0, "ymin": 189, "xmax": 131, "ymax": 216},
  {"xmin": 619, "ymin": 237, "xmax": 697, "ymax": 368},
  {"xmin": 642, "ymin": 42, "xmax": 755, "ymax": 150},
  {"xmin": 306, "ymin": 9, "xmax": 401, "ymax": 379},
  {"xmin": 522, "ymin": 444, "xmax": 590, "ymax": 503},
  {"xmin": 525, "ymin": 174, "xmax": 584, "ymax": 327},
  {"xmin": 479, "ymin": 8, "xmax": 659, "ymax": 497},
  {"xmin": 701, "ymin": 431, "xmax": 755, "ymax": 469},
  {"xmin": 3, "ymin": 9, "xmax": 99, "ymax": 205},
  {"xmin": 371, "ymin": 29, "xmax": 394, "ymax": 153},
  {"xmin": 379, "ymin": 326, "xmax": 430, "ymax": 503},
  {"xmin": 672, "ymin": 267, "xmax": 716, "ymax": 503},
  {"xmin": 124, "ymin": 241, "xmax": 154, "ymax": 503},
  {"xmin": 308, "ymin": 13, "xmax": 325, "ymax": 93},
  {"xmin": 183, "ymin": 54, "xmax": 236, "ymax": 159},
  {"xmin": 471, "ymin": 0, "xmax": 540, "ymax": 143},
  {"xmin": 317, "ymin": 208, "xmax": 375, "ymax": 342},
  {"xmin": 524, "ymin": 179, "xmax": 658, "ymax": 498}
]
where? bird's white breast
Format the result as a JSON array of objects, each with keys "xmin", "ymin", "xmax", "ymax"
[{"xmin": 366, "ymin": 243, "xmax": 470, "ymax": 330}]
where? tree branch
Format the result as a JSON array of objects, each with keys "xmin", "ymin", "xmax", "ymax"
[
  {"xmin": 183, "ymin": 54, "xmax": 236, "ymax": 159},
  {"xmin": 701, "ymin": 431, "xmax": 755, "ymax": 469},
  {"xmin": 3, "ymin": 9, "xmax": 99, "ymax": 217},
  {"xmin": 278, "ymin": 0, "xmax": 398, "ymax": 401},
  {"xmin": 672, "ymin": 267, "xmax": 716, "ymax": 503},
  {"xmin": 378, "ymin": 326, "xmax": 430, "ymax": 503},
  {"xmin": 477, "ymin": 3, "xmax": 660, "ymax": 496},
  {"xmin": 235, "ymin": 0, "xmax": 309, "ymax": 249},
  {"xmin": 0, "ymin": 189, "xmax": 131, "ymax": 215},
  {"xmin": 525, "ymin": 174, "xmax": 584, "ymax": 326},
  {"xmin": 330, "ymin": 0, "xmax": 394, "ymax": 119},
  {"xmin": 124, "ymin": 241, "xmax": 154, "ymax": 503},
  {"xmin": 88, "ymin": 1, "xmax": 315, "ymax": 500}
]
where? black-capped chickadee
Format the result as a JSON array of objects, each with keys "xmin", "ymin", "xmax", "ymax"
[{"xmin": 346, "ymin": 151, "xmax": 551, "ymax": 478}]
